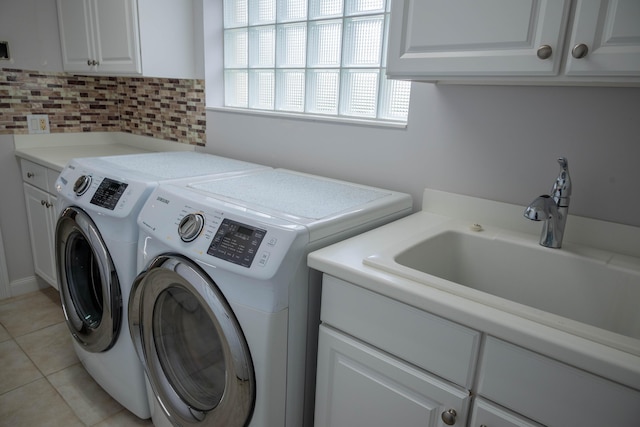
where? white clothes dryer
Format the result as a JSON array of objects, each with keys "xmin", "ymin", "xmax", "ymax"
[
  {"xmin": 54, "ymin": 152, "xmax": 269, "ymax": 418},
  {"xmin": 128, "ymin": 169, "xmax": 413, "ymax": 427}
]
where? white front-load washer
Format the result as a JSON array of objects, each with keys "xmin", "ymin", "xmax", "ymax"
[
  {"xmin": 128, "ymin": 169, "xmax": 413, "ymax": 426},
  {"xmin": 53, "ymin": 151, "xmax": 269, "ymax": 418}
]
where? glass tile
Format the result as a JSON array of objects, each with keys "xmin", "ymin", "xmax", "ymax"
[
  {"xmin": 306, "ymin": 69, "xmax": 339, "ymax": 114},
  {"xmin": 224, "ymin": 70, "xmax": 248, "ymax": 107},
  {"xmin": 378, "ymin": 73, "xmax": 411, "ymax": 121},
  {"xmin": 277, "ymin": 0, "xmax": 308, "ymax": 22},
  {"xmin": 277, "ymin": 23, "xmax": 307, "ymax": 68},
  {"xmin": 344, "ymin": 0, "xmax": 385, "ymax": 16},
  {"xmin": 224, "ymin": 29, "xmax": 248, "ymax": 68},
  {"xmin": 249, "ymin": 0, "xmax": 276, "ymax": 25},
  {"xmin": 309, "ymin": 0, "xmax": 344, "ymax": 19},
  {"xmin": 343, "ymin": 16, "xmax": 384, "ymax": 67},
  {"xmin": 249, "ymin": 70, "xmax": 275, "ymax": 109},
  {"xmin": 308, "ymin": 20, "xmax": 342, "ymax": 67},
  {"xmin": 224, "ymin": 0, "xmax": 248, "ymax": 28},
  {"xmin": 340, "ymin": 69, "xmax": 378, "ymax": 118},
  {"xmin": 276, "ymin": 70, "xmax": 306, "ymax": 112},
  {"xmin": 249, "ymin": 26, "xmax": 275, "ymax": 68}
]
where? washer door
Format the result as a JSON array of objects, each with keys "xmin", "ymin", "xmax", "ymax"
[
  {"xmin": 129, "ymin": 255, "xmax": 255, "ymax": 427},
  {"xmin": 55, "ymin": 207, "xmax": 121, "ymax": 353}
]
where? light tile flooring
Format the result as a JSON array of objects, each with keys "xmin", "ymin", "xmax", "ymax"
[{"xmin": 0, "ymin": 287, "xmax": 153, "ymax": 427}]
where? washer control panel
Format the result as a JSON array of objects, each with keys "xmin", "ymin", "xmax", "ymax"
[{"xmin": 90, "ymin": 177, "xmax": 129, "ymax": 210}]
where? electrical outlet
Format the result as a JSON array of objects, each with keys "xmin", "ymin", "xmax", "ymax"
[{"xmin": 27, "ymin": 114, "xmax": 50, "ymax": 134}]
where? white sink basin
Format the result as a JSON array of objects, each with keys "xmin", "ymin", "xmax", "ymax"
[{"xmin": 364, "ymin": 222, "xmax": 640, "ymax": 355}]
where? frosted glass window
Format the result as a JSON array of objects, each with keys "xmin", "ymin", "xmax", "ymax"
[{"xmin": 222, "ymin": 0, "xmax": 410, "ymax": 123}]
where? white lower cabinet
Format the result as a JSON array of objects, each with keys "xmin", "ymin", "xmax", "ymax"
[
  {"xmin": 21, "ymin": 160, "xmax": 59, "ymax": 289},
  {"xmin": 315, "ymin": 274, "xmax": 640, "ymax": 427},
  {"xmin": 315, "ymin": 325, "xmax": 471, "ymax": 427}
]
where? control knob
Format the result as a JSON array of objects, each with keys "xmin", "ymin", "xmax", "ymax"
[
  {"xmin": 73, "ymin": 175, "xmax": 92, "ymax": 196},
  {"xmin": 178, "ymin": 213, "xmax": 205, "ymax": 242}
]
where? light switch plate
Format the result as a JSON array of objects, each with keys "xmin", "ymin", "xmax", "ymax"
[{"xmin": 27, "ymin": 114, "xmax": 50, "ymax": 134}]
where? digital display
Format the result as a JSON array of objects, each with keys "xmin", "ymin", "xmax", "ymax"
[
  {"xmin": 207, "ymin": 219, "xmax": 267, "ymax": 268},
  {"xmin": 90, "ymin": 178, "xmax": 128, "ymax": 210}
]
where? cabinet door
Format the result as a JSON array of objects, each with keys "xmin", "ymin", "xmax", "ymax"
[
  {"xmin": 315, "ymin": 325, "xmax": 471, "ymax": 427},
  {"xmin": 23, "ymin": 184, "xmax": 58, "ymax": 289},
  {"xmin": 386, "ymin": 0, "xmax": 571, "ymax": 79},
  {"xmin": 57, "ymin": 0, "xmax": 95, "ymax": 72},
  {"xmin": 91, "ymin": 0, "xmax": 141, "ymax": 74},
  {"xmin": 565, "ymin": 0, "xmax": 640, "ymax": 76}
]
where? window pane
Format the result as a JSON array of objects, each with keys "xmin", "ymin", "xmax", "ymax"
[
  {"xmin": 340, "ymin": 69, "xmax": 378, "ymax": 118},
  {"xmin": 306, "ymin": 70, "xmax": 339, "ymax": 114},
  {"xmin": 249, "ymin": 0, "xmax": 275, "ymax": 25},
  {"xmin": 277, "ymin": 23, "xmax": 307, "ymax": 68},
  {"xmin": 343, "ymin": 16, "xmax": 384, "ymax": 67},
  {"xmin": 277, "ymin": 0, "xmax": 307, "ymax": 22},
  {"xmin": 308, "ymin": 20, "xmax": 342, "ymax": 67},
  {"xmin": 224, "ymin": 0, "xmax": 248, "ymax": 28},
  {"xmin": 224, "ymin": 28, "xmax": 248, "ymax": 68},
  {"xmin": 249, "ymin": 70, "xmax": 275, "ymax": 109},
  {"xmin": 309, "ymin": 0, "xmax": 343, "ymax": 19},
  {"xmin": 276, "ymin": 70, "xmax": 305, "ymax": 112},
  {"xmin": 378, "ymin": 74, "xmax": 410, "ymax": 121},
  {"xmin": 225, "ymin": 70, "xmax": 248, "ymax": 107},
  {"xmin": 249, "ymin": 26, "xmax": 275, "ymax": 68},
  {"xmin": 345, "ymin": 0, "xmax": 385, "ymax": 16}
]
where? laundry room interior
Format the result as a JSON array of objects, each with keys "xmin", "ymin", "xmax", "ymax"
[{"xmin": 1, "ymin": 1, "xmax": 640, "ymax": 426}]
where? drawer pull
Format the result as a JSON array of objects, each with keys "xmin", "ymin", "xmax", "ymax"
[
  {"xmin": 27, "ymin": 172, "xmax": 35, "ymax": 178},
  {"xmin": 536, "ymin": 45, "xmax": 552, "ymax": 60},
  {"xmin": 441, "ymin": 408, "xmax": 457, "ymax": 425}
]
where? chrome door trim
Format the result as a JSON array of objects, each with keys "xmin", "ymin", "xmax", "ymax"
[
  {"xmin": 129, "ymin": 254, "xmax": 255, "ymax": 427},
  {"xmin": 55, "ymin": 206, "xmax": 121, "ymax": 352}
]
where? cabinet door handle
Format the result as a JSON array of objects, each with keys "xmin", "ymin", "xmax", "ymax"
[
  {"xmin": 27, "ymin": 172, "xmax": 35, "ymax": 178},
  {"xmin": 45, "ymin": 202, "xmax": 53, "ymax": 208},
  {"xmin": 87, "ymin": 59, "xmax": 100, "ymax": 66},
  {"xmin": 441, "ymin": 408, "xmax": 457, "ymax": 425},
  {"xmin": 40, "ymin": 200, "xmax": 46, "ymax": 206},
  {"xmin": 536, "ymin": 45, "xmax": 552, "ymax": 60},
  {"xmin": 572, "ymin": 43, "xmax": 589, "ymax": 59}
]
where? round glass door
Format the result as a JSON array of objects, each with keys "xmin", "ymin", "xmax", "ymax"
[
  {"xmin": 129, "ymin": 255, "xmax": 255, "ymax": 427},
  {"xmin": 56, "ymin": 207, "xmax": 121, "ymax": 352}
]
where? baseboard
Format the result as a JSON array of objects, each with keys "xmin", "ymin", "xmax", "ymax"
[{"xmin": 8, "ymin": 275, "xmax": 47, "ymax": 298}]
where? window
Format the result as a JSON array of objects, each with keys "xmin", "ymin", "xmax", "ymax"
[{"xmin": 223, "ymin": 0, "xmax": 411, "ymax": 123}]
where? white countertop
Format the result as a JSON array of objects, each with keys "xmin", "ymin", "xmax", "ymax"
[
  {"xmin": 308, "ymin": 190, "xmax": 640, "ymax": 391},
  {"xmin": 14, "ymin": 132, "xmax": 195, "ymax": 171}
]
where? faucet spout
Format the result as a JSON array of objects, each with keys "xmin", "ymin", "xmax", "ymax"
[{"xmin": 524, "ymin": 157, "xmax": 571, "ymax": 248}]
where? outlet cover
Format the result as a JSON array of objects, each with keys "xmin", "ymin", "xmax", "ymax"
[{"xmin": 27, "ymin": 114, "xmax": 50, "ymax": 134}]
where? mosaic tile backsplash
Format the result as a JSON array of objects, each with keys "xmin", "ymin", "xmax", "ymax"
[{"xmin": 0, "ymin": 68, "xmax": 205, "ymax": 146}]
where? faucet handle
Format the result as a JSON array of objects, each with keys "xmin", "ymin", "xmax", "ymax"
[{"xmin": 551, "ymin": 156, "xmax": 571, "ymax": 205}]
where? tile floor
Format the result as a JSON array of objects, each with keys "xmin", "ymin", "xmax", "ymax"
[{"xmin": 0, "ymin": 287, "xmax": 153, "ymax": 427}]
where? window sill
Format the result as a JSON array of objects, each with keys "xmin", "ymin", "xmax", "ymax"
[{"xmin": 206, "ymin": 106, "xmax": 408, "ymax": 129}]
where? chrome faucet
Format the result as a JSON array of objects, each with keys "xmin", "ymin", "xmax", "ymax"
[{"xmin": 524, "ymin": 157, "xmax": 572, "ymax": 248}]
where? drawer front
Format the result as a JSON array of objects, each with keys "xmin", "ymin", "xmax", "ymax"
[
  {"xmin": 321, "ymin": 275, "xmax": 481, "ymax": 388},
  {"xmin": 470, "ymin": 398, "xmax": 544, "ymax": 427},
  {"xmin": 21, "ymin": 159, "xmax": 49, "ymax": 191},
  {"xmin": 478, "ymin": 337, "xmax": 640, "ymax": 427}
]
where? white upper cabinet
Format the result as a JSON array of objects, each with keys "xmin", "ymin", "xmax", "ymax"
[
  {"xmin": 57, "ymin": 0, "xmax": 197, "ymax": 78},
  {"xmin": 387, "ymin": 0, "xmax": 640, "ymax": 85}
]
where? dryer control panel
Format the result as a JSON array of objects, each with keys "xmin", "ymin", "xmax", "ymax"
[{"xmin": 208, "ymin": 219, "xmax": 267, "ymax": 268}]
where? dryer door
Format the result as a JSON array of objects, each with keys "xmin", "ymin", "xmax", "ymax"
[
  {"xmin": 129, "ymin": 254, "xmax": 255, "ymax": 427},
  {"xmin": 55, "ymin": 207, "xmax": 121, "ymax": 352}
]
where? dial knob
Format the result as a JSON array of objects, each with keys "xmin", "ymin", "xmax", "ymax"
[
  {"xmin": 73, "ymin": 175, "xmax": 92, "ymax": 196},
  {"xmin": 178, "ymin": 213, "xmax": 205, "ymax": 242}
]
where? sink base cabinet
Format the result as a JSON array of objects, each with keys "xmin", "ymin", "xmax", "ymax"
[
  {"xmin": 315, "ymin": 325, "xmax": 471, "ymax": 427},
  {"xmin": 315, "ymin": 274, "xmax": 640, "ymax": 427}
]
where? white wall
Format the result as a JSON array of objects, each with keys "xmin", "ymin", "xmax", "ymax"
[{"xmin": 205, "ymin": 82, "xmax": 640, "ymax": 227}]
